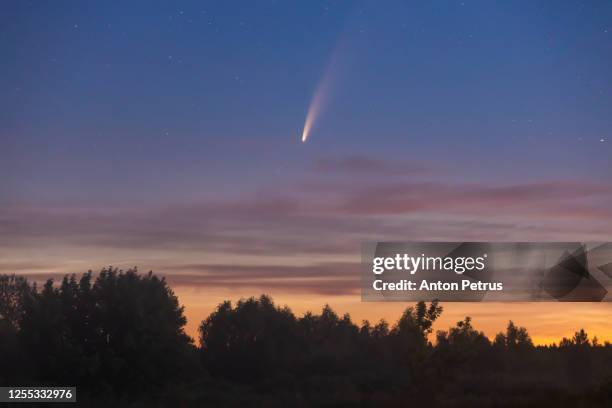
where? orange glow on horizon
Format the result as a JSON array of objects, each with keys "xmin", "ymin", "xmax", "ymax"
[{"xmin": 176, "ymin": 288, "xmax": 612, "ymax": 346}]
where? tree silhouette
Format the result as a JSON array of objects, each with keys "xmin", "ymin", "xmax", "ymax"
[
  {"xmin": 1, "ymin": 270, "xmax": 611, "ymax": 406},
  {"xmin": 494, "ymin": 320, "xmax": 533, "ymax": 350},
  {"xmin": 199, "ymin": 295, "xmax": 299, "ymax": 382},
  {"xmin": 2, "ymin": 268, "xmax": 197, "ymax": 398},
  {"xmin": 0, "ymin": 275, "xmax": 32, "ymax": 330}
]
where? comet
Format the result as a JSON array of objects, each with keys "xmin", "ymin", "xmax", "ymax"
[
  {"xmin": 301, "ymin": 58, "xmax": 336, "ymax": 143},
  {"xmin": 299, "ymin": 8, "xmax": 357, "ymax": 143},
  {"xmin": 301, "ymin": 79, "xmax": 326, "ymax": 143}
]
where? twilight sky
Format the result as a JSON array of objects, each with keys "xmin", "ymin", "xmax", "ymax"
[{"xmin": 1, "ymin": 1, "xmax": 611, "ymax": 342}]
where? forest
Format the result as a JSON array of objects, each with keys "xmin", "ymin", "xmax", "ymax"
[{"xmin": 1, "ymin": 268, "xmax": 611, "ymax": 407}]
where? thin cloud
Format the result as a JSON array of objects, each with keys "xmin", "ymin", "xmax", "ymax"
[
  {"xmin": 163, "ymin": 262, "xmax": 358, "ymax": 279},
  {"xmin": 162, "ymin": 262, "xmax": 360, "ymax": 295},
  {"xmin": 314, "ymin": 156, "xmax": 429, "ymax": 177},
  {"xmin": 9, "ymin": 263, "xmax": 361, "ymax": 296},
  {"xmin": 334, "ymin": 180, "xmax": 612, "ymax": 218},
  {"xmin": 2, "ymin": 172, "xmax": 611, "ymax": 284}
]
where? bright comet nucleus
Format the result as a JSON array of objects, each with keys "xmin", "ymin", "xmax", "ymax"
[{"xmin": 301, "ymin": 94, "xmax": 320, "ymax": 143}]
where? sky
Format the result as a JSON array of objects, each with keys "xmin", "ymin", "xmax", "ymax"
[{"xmin": 1, "ymin": 0, "xmax": 611, "ymax": 343}]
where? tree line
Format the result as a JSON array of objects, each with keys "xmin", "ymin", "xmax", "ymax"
[{"xmin": 1, "ymin": 268, "xmax": 611, "ymax": 407}]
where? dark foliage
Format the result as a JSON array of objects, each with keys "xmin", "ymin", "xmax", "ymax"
[
  {"xmin": 1, "ymin": 270, "xmax": 611, "ymax": 407},
  {"xmin": 0, "ymin": 269, "xmax": 200, "ymax": 401}
]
